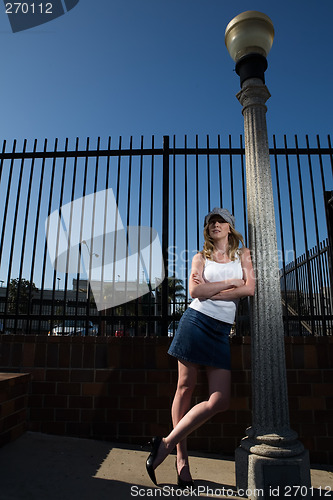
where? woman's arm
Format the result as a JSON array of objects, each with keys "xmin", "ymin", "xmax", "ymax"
[
  {"xmin": 189, "ymin": 253, "xmax": 243, "ymax": 299},
  {"xmin": 210, "ymin": 247, "xmax": 255, "ymax": 300}
]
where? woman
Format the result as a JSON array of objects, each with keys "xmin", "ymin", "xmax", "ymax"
[{"xmin": 146, "ymin": 207, "xmax": 255, "ymax": 488}]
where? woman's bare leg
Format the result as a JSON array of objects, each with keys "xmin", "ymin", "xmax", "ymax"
[
  {"xmin": 153, "ymin": 367, "xmax": 231, "ymax": 469},
  {"xmin": 171, "ymin": 360, "xmax": 198, "ymax": 481}
]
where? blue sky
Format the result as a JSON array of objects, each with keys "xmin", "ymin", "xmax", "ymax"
[{"xmin": 0, "ymin": 0, "xmax": 332, "ymax": 148}]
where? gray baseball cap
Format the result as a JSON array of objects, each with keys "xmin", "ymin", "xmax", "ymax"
[{"xmin": 204, "ymin": 208, "xmax": 235, "ymax": 228}]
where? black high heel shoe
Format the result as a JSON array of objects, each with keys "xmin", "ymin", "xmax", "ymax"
[
  {"xmin": 175, "ymin": 459, "xmax": 195, "ymax": 490},
  {"xmin": 146, "ymin": 436, "xmax": 163, "ymax": 486}
]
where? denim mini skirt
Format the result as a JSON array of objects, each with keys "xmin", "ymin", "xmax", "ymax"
[{"xmin": 168, "ymin": 308, "xmax": 231, "ymax": 370}]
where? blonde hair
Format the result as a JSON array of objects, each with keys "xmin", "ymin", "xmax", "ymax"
[{"xmin": 201, "ymin": 224, "xmax": 244, "ymax": 261}]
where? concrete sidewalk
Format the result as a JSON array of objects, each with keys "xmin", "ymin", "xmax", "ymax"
[{"xmin": 0, "ymin": 432, "xmax": 332, "ymax": 499}]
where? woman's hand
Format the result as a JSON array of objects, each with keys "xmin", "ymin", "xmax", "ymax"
[
  {"xmin": 210, "ymin": 279, "xmax": 244, "ymax": 300},
  {"xmin": 228, "ymin": 279, "xmax": 245, "ymax": 288},
  {"xmin": 210, "ymin": 291, "xmax": 227, "ymax": 301}
]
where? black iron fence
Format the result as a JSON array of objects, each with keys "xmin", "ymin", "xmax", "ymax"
[
  {"xmin": 0, "ymin": 134, "xmax": 332, "ymax": 336},
  {"xmin": 280, "ymin": 238, "xmax": 332, "ymax": 335}
]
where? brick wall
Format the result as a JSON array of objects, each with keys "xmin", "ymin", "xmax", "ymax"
[
  {"xmin": 0, "ymin": 372, "xmax": 30, "ymax": 446},
  {"xmin": 0, "ymin": 334, "xmax": 331, "ymax": 464}
]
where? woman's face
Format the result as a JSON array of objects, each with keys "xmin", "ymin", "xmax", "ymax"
[{"xmin": 208, "ymin": 216, "xmax": 230, "ymax": 239}]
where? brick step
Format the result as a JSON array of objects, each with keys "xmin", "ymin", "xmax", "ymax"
[{"xmin": 0, "ymin": 373, "xmax": 30, "ymax": 447}]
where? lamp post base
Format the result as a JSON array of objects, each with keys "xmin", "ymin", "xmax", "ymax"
[{"xmin": 235, "ymin": 432, "xmax": 311, "ymax": 499}]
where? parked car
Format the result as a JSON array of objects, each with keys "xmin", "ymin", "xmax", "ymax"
[
  {"xmin": 114, "ymin": 329, "xmax": 130, "ymax": 337},
  {"xmin": 49, "ymin": 320, "xmax": 98, "ymax": 336}
]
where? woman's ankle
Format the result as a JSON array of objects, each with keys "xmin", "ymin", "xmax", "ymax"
[
  {"xmin": 153, "ymin": 438, "xmax": 171, "ymax": 469},
  {"xmin": 176, "ymin": 455, "xmax": 189, "ymax": 467},
  {"xmin": 176, "ymin": 458, "xmax": 192, "ymax": 481}
]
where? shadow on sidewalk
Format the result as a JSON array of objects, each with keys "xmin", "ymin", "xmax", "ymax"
[{"xmin": 0, "ymin": 432, "xmax": 332, "ymax": 499}]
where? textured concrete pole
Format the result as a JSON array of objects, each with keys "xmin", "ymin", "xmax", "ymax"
[{"xmin": 235, "ymin": 78, "xmax": 311, "ymax": 499}]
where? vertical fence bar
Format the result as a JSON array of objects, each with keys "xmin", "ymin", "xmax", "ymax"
[
  {"xmin": 206, "ymin": 135, "xmax": 211, "ymax": 211},
  {"xmin": 74, "ymin": 137, "xmax": 90, "ymax": 335},
  {"xmin": 218, "ymin": 135, "xmax": 223, "ymax": 208},
  {"xmin": 326, "ymin": 132, "xmax": 333, "ymax": 330},
  {"xmin": 229, "ymin": 135, "xmax": 235, "ymax": 215},
  {"xmin": 122, "ymin": 136, "xmax": 133, "ymax": 335},
  {"xmin": 324, "ymin": 190, "xmax": 333, "ymax": 317},
  {"xmin": 86, "ymin": 136, "xmax": 101, "ymax": 333},
  {"xmin": 284, "ymin": 135, "xmax": 302, "ymax": 334},
  {"xmin": 134, "ymin": 136, "xmax": 144, "ymax": 335},
  {"xmin": 327, "ymin": 135, "xmax": 333, "ymax": 176},
  {"xmin": 149, "ymin": 135, "xmax": 156, "ymax": 335},
  {"xmin": 53, "ymin": 138, "xmax": 68, "ymax": 335},
  {"xmin": 39, "ymin": 138, "xmax": 58, "ymax": 333},
  {"xmin": 15, "ymin": 139, "xmax": 37, "ymax": 332},
  {"xmin": 0, "ymin": 140, "xmax": 6, "ymax": 187},
  {"xmin": 28, "ymin": 138, "xmax": 47, "ymax": 333},
  {"xmin": 322, "ymin": 239, "xmax": 333, "ymax": 331},
  {"xmin": 318, "ymin": 135, "xmax": 333, "ymax": 334},
  {"xmin": 0, "ymin": 140, "xmax": 15, "ymax": 331},
  {"xmin": 0, "ymin": 140, "xmax": 14, "ymax": 273},
  {"xmin": 5, "ymin": 140, "xmax": 26, "ymax": 332},
  {"xmin": 295, "ymin": 135, "xmax": 316, "ymax": 333},
  {"xmin": 240, "ymin": 135, "xmax": 248, "ymax": 246},
  {"xmin": 65, "ymin": 137, "xmax": 79, "ymax": 334},
  {"xmin": 82, "ymin": 138, "xmax": 90, "ymax": 325},
  {"xmin": 0, "ymin": 139, "xmax": 6, "ymax": 317},
  {"xmin": 306, "ymin": 135, "xmax": 326, "ymax": 334},
  {"xmin": 171, "ymin": 135, "xmax": 176, "ymax": 331},
  {"xmin": 98, "ymin": 136, "xmax": 112, "ymax": 336},
  {"xmin": 273, "ymin": 135, "xmax": 289, "ymax": 335},
  {"xmin": 161, "ymin": 135, "xmax": 170, "ymax": 336},
  {"xmin": 108, "ymin": 136, "xmax": 123, "ymax": 334},
  {"xmin": 51, "ymin": 139, "xmax": 65, "ymax": 331},
  {"xmin": 73, "ymin": 137, "xmax": 83, "ymax": 332},
  {"xmin": 184, "ymin": 135, "xmax": 189, "ymax": 310},
  {"xmin": 195, "ymin": 135, "xmax": 200, "ymax": 250}
]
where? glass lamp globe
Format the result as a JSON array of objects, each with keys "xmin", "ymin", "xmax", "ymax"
[{"xmin": 225, "ymin": 11, "xmax": 274, "ymax": 63}]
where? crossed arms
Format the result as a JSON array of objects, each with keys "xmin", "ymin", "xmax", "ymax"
[{"xmin": 189, "ymin": 248, "xmax": 255, "ymax": 301}]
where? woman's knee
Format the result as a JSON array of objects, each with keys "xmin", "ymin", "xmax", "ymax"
[
  {"xmin": 208, "ymin": 393, "xmax": 230, "ymax": 414},
  {"xmin": 176, "ymin": 362, "xmax": 197, "ymax": 397}
]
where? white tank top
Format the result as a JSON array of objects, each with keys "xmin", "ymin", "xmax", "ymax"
[{"xmin": 189, "ymin": 255, "xmax": 243, "ymax": 324}]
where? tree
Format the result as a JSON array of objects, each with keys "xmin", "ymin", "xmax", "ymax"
[
  {"xmin": 8, "ymin": 278, "xmax": 38, "ymax": 314},
  {"xmin": 155, "ymin": 276, "xmax": 187, "ymax": 316}
]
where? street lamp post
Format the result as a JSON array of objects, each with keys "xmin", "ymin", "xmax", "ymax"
[{"xmin": 225, "ymin": 11, "xmax": 311, "ymax": 498}]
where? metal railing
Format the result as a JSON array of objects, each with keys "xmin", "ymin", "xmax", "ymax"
[
  {"xmin": 280, "ymin": 238, "xmax": 332, "ymax": 335},
  {"xmin": 0, "ymin": 134, "xmax": 332, "ymax": 336}
]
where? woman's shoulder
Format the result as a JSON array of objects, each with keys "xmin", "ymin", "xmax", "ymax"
[
  {"xmin": 192, "ymin": 252, "xmax": 210, "ymax": 268},
  {"xmin": 192, "ymin": 251, "xmax": 205, "ymax": 263},
  {"xmin": 238, "ymin": 246, "xmax": 251, "ymax": 261}
]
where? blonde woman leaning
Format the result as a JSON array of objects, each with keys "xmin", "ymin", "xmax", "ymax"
[{"xmin": 146, "ymin": 207, "xmax": 255, "ymax": 489}]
